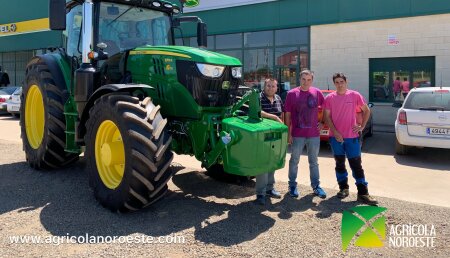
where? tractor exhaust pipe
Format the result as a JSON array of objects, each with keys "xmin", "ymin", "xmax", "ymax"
[{"xmin": 75, "ymin": 0, "xmax": 95, "ymax": 116}]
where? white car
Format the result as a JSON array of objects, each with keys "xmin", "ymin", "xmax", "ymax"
[
  {"xmin": 395, "ymin": 87, "xmax": 450, "ymax": 154},
  {"xmin": 6, "ymin": 87, "xmax": 22, "ymax": 117},
  {"xmin": 0, "ymin": 86, "xmax": 19, "ymax": 114}
]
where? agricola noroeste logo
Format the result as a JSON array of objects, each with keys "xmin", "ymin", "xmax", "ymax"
[{"xmin": 341, "ymin": 206, "xmax": 387, "ymax": 252}]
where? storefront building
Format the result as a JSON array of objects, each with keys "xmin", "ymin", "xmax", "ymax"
[
  {"xmin": 179, "ymin": 0, "xmax": 450, "ymax": 125},
  {"xmin": 1, "ymin": 0, "xmax": 450, "ymax": 125}
]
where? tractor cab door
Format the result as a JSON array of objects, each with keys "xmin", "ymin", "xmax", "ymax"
[{"xmin": 62, "ymin": 4, "xmax": 83, "ymax": 67}]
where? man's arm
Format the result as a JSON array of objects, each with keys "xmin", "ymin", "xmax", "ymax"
[
  {"xmin": 261, "ymin": 111, "xmax": 282, "ymax": 123},
  {"xmin": 324, "ymin": 109, "xmax": 343, "ymax": 142},
  {"xmin": 353, "ymin": 104, "xmax": 371, "ymax": 133},
  {"xmin": 285, "ymin": 112, "xmax": 292, "ymax": 144}
]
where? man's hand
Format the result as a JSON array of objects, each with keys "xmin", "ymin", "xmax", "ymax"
[
  {"xmin": 334, "ymin": 131, "xmax": 344, "ymax": 143},
  {"xmin": 288, "ymin": 134, "xmax": 293, "ymax": 145},
  {"xmin": 317, "ymin": 122, "xmax": 324, "ymax": 130},
  {"xmin": 352, "ymin": 124, "xmax": 364, "ymax": 133}
]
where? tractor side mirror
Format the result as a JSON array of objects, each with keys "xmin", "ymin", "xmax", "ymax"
[
  {"xmin": 197, "ymin": 22, "xmax": 207, "ymax": 48},
  {"xmin": 49, "ymin": 0, "xmax": 66, "ymax": 30}
]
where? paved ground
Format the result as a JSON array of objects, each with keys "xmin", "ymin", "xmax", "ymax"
[{"xmin": 1, "ymin": 115, "xmax": 449, "ymax": 257}]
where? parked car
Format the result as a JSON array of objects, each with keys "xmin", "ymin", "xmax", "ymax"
[
  {"xmin": 395, "ymin": 87, "xmax": 450, "ymax": 154},
  {"xmin": 6, "ymin": 87, "xmax": 22, "ymax": 117},
  {"xmin": 319, "ymin": 90, "xmax": 374, "ymax": 142},
  {"xmin": 0, "ymin": 86, "xmax": 19, "ymax": 114}
]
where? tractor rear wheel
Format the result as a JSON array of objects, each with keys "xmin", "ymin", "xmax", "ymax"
[
  {"xmin": 85, "ymin": 94, "xmax": 173, "ymax": 212},
  {"xmin": 21, "ymin": 61, "xmax": 79, "ymax": 169}
]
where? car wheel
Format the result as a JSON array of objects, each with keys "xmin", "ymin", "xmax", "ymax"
[{"xmin": 395, "ymin": 138, "xmax": 409, "ymax": 155}]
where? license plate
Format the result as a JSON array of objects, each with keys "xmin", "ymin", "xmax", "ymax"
[
  {"xmin": 320, "ymin": 129, "xmax": 329, "ymax": 135},
  {"xmin": 10, "ymin": 105, "xmax": 19, "ymax": 111},
  {"xmin": 427, "ymin": 127, "xmax": 450, "ymax": 135}
]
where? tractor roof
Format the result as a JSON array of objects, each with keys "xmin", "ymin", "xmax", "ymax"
[{"xmin": 69, "ymin": 0, "xmax": 179, "ymax": 13}]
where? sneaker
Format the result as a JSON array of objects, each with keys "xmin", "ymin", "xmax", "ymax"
[
  {"xmin": 336, "ymin": 189, "xmax": 349, "ymax": 199},
  {"xmin": 357, "ymin": 195, "xmax": 379, "ymax": 206},
  {"xmin": 266, "ymin": 189, "xmax": 282, "ymax": 199},
  {"xmin": 289, "ymin": 186, "xmax": 299, "ymax": 198},
  {"xmin": 313, "ymin": 186, "xmax": 327, "ymax": 199},
  {"xmin": 254, "ymin": 195, "xmax": 265, "ymax": 205}
]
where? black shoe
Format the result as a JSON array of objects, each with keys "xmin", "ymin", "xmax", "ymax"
[
  {"xmin": 289, "ymin": 186, "xmax": 299, "ymax": 198},
  {"xmin": 357, "ymin": 195, "xmax": 379, "ymax": 206},
  {"xmin": 266, "ymin": 189, "xmax": 282, "ymax": 199},
  {"xmin": 337, "ymin": 189, "xmax": 349, "ymax": 199},
  {"xmin": 254, "ymin": 195, "xmax": 266, "ymax": 205}
]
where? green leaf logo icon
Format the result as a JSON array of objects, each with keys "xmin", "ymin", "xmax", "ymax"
[{"xmin": 341, "ymin": 206, "xmax": 387, "ymax": 252}]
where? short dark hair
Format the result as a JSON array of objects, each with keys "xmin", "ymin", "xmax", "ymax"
[
  {"xmin": 300, "ymin": 69, "xmax": 314, "ymax": 79},
  {"xmin": 396, "ymin": 77, "xmax": 400, "ymax": 80},
  {"xmin": 332, "ymin": 72, "xmax": 347, "ymax": 82},
  {"xmin": 264, "ymin": 78, "xmax": 278, "ymax": 87},
  {"xmin": 404, "ymin": 77, "xmax": 408, "ymax": 81}
]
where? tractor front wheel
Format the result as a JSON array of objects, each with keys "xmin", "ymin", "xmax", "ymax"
[{"xmin": 85, "ymin": 94, "xmax": 173, "ymax": 212}]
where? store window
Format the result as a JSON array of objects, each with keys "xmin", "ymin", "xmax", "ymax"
[
  {"xmin": 243, "ymin": 48, "xmax": 273, "ymax": 89},
  {"xmin": 244, "ymin": 31, "xmax": 273, "ymax": 48},
  {"xmin": 275, "ymin": 27, "xmax": 309, "ymax": 45},
  {"xmin": 369, "ymin": 57, "xmax": 435, "ymax": 103},
  {"xmin": 216, "ymin": 33, "xmax": 242, "ymax": 49}
]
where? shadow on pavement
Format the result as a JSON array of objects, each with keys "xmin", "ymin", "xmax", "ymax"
[{"xmin": 0, "ymin": 160, "xmax": 274, "ymax": 246}]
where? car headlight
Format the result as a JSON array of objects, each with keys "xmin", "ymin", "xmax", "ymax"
[
  {"xmin": 231, "ymin": 67, "xmax": 242, "ymax": 78},
  {"xmin": 196, "ymin": 63, "xmax": 225, "ymax": 78}
]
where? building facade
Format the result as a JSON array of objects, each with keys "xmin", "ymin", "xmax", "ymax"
[{"xmin": 1, "ymin": 0, "xmax": 450, "ymax": 125}]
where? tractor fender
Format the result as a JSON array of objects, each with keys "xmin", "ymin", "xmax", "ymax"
[
  {"xmin": 26, "ymin": 55, "xmax": 67, "ymax": 91},
  {"xmin": 77, "ymin": 84, "xmax": 154, "ymax": 142}
]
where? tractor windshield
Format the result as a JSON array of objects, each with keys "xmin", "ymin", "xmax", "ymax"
[{"xmin": 99, "ymin": 3, "xmax": 172, "ymax": 55}]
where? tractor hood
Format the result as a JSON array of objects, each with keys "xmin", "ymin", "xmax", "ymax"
[{"xmin": 129, "ymin": 46, "xmax": 242, "ymax": 66}]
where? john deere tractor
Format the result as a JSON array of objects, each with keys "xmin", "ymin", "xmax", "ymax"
[{"xmin": 20, "ymin": 0, "xmax": 287, "ymax": 212}]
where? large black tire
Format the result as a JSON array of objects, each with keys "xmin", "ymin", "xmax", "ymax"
[
  {"xmin": 21, "ymin": 61, "xmax": 79, "ymax": 169},
  {"xmin": 85, "ymin": 94, "xmax": 174, "ymax": 212},
  {"xmin": 395, "ymin": 138, "xmax": 409, "ymax": 155}
]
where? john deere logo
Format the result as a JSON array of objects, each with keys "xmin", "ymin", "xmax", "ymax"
[{"xmin": 341, "ymin": 206, "xmax": 387, "ymax": 252}]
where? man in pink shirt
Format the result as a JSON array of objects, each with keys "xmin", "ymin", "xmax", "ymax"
[
  {"xmin": 393, "ymin": 77, "xmax": 401, "ymax": 100},
  {"xmin": 285, "ymin": 70, "xmax": 326, "ymax": 199},
  {"xmin": 323, "ymin": 73, "xmax": 378, "ymax": 206},
  {"xmin": 401, "ymin": 78, "xmax": 410, "ymax": 99}
]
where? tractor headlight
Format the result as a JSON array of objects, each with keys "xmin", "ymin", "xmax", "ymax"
[
  {"xmin": 196, "ymin": 63, "xmax": 225, "ymax": 78},
  {"xmin": 231, "ymin": 67, "xmax": 242, "ymax": 78}
]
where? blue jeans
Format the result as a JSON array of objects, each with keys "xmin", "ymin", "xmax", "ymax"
[
  {"xmin": 288, "ymin": 137, "xmax": 321, "ymax": 188},
  {"xmin": 255, "ymin": 172, "xmax": 275, "ymax": 196}
]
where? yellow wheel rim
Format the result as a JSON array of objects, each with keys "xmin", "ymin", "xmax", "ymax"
[
  {"xmin": 95, "ymin": 120, "xmax": 125, "ymax": 189},
  {"xmin": 25, "ymin": 85, "xmax": 45, "ymax": 149}
]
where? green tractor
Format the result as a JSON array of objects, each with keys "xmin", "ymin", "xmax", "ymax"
[{"xmin": 20, "ymin": 0, "xmax": 287, "ymax": 212}]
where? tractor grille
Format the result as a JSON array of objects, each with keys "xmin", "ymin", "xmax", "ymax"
[
  {"xmin": 152, "ymin": 58, "xmax": 166, "ymax": 76},
  {"xmin": 176, "ymin": 60, "xmax": 241, "ymax": 107}
]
